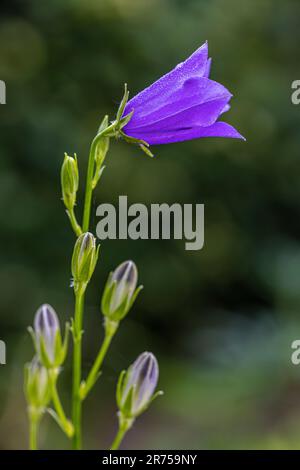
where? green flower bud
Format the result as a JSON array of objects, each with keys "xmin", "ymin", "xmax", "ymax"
[
  {"xmin": 116, "ymin": 352, "xmax": 162, "ymax": 419},
  {"xmin": 96, "ymin": 115, "xmax": 110, "ymax": 160},
  {"xmin": 71, "ymin": 232, "xmax": 99, "ymax": 289},
  {"xmin": 101, "ymin": 260, "xmax": 143, "ymax": 322},
  {"xmin": 91, "ymin": 116, "xmax": 111, "ymax": 189},
  {"xmin": 95, "ymin": 136, "xmax": 109, "ymax": 168},
  {"xmin": 29, "ymin": 304, "xmax": 69, "ymax": 369},
  {"xmin": 61, "ymin": 153, "xmax": 79, "ymax": 209},
  {"xmin": 24, "ymin": 358, "xmax": 51, "ymax": 410}
]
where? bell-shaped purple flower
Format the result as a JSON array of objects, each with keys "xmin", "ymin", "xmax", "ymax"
[
  {"xmin": 121, "ymin": 42, "xmax": 244, "ymax": 145},
  {"xmin": 117, "ymin": 352, "xmax": 162, "ymax": 418}
]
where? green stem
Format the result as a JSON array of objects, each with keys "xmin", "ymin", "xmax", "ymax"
[
  {"xmin": 28, "ymin": 407, "xmax": 41, "ymax": 450},
  {"xmin": 82, "ymin": 140, "xmax": 96, "ymax": 232},
  {"xmin": 72, "ymin": 287, "xmax": 85, "ymax": 450},
  {"xmin": 82, "ymin": 123, "xmax": 115, "ymax": 232},
  {"xmin": 29, "ymin": 417, "xmax": 38, "ymax": 450},
  {"xmin": 71, "ymin": 121, "xmax": 115, "ymax": 448},
  {"xmin": 49, "ymin": 370, "xmax": 74, "ymax": 438},
  {"xmin": 110, "ymin": 415, "xmax": 133, "ymax": 450},
  {"xmin": 81, "ymin": 319, "xmax": 118, "ymax": 400},
  {"xmin": 67, "ymin": 208, "xmax": 82, "ymax": 237}
]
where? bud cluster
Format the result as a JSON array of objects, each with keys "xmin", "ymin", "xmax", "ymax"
[{"xmin": 24, "ymin": 84, "xmax": 165, "ymax": 449}]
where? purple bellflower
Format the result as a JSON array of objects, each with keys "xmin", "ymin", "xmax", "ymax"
[{"xmin": 121, "ymin": 42, "xmax": 244, "ymax": 146}]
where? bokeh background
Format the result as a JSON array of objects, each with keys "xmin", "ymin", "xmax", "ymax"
[{"xmin": 1, "ymin": 0, "xmax": 300, "ymax": 450}]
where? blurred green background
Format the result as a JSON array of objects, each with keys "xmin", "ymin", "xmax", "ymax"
[{"xmin": 1, "ymin": 0, "xmax": 300, "ymax": 450}]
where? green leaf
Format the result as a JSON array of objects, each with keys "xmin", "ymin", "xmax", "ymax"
[
  {"xmin": 39, "ymin": 336, "xmax": 52, "ymax": 369},
  {"xmin": 128, "ymin": 285, "xmax": 144, "ymax": 311},
  {"xmin": 140, "ymin": 144, "xmax": 154, "ymax": 158},
  {"xmin": 121, "ymin": 384, "xmax": 135, "ymax": 418},
  {"xmin": 97, "ymin": 114, "xmax": 109, "ymax": 134},
  {"xmin": 116, "ymin": 83, "xmax": 129, "ymax": 122},
  {"xmin": 116, "ymin": 370, "xmax": 127, "ymax": 408}
]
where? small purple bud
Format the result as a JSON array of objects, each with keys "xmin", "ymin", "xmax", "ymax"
[
  {"xmin": 111, "ymin": 261, "xmax": 137, "ymax": 310},
  {"xmin": 119, "ymin": 352, "xmax": 159, "ymax": 417},
  {"xmin": 102, "ymin": 261, "xmax": 141, "ymax": 321},
  {"xmin": 34, "ymin": 304, "xmax": 60, "ymax": 363}
]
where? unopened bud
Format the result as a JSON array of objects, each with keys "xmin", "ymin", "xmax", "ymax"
[
  {"xmin": 61, "ymin": 153, "xmax": 79, "ymax": 209},
  {"xmin": 95, "ymin": 115, "xmax": 110, "ymax": 164},
  {"xmin": 24, "ymin": 357, "xmax": 51, "ymax": 410},
  {"xmin": 30, "ymin": 304, "xmax": 69, "ymax": 368},
  {"xmin": 101, "ymin": 261, "xmax": 142, "ymax": 322},
  {"xmin": 71, "ymin": 232, "xmax": 99, "ymax": 289},
  {"xmin": 116, "ymin": 352, "xmax": 162, "ymax": 418}
]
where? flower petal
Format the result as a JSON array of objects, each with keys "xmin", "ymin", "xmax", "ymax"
[
  {"xmin": 124, "ymin": 77, "xmax": 232, "ymax": 130},
  {"xmin": 204, "ymin": 58, "xmax": 212, "ymax": 78},
  {"xmin": 126, "ymin": 96, "xmax": 231, "ymax": 133},
  {"xmin": 123, "ymin": 42, "xmax": 209, "ymax": 123},
  {"xmin": 127, "ymin": 121, "xmax": 245, "ymax": 145}
]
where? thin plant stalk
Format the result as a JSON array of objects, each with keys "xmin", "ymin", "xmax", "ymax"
[
  {"xmin": 110, "ymin": 417, "xmax": 133, "ymax": 450},
  {"xmin": 81, "ymin": 320, "xmax": 118, "ymax": 399},
  {"xmin": 67, "ymin": 208, "xmax": 82, "ymax": 237},
  {"xmin": 72, "ymin": 288, "xmax": 85, "ymax": 449},
  {"xmin": 82, "ymin": 123, "xmax": 114, "ymax": 232},
  {"xmin": 82, "ymin": 140, "xmax": 96, "ymax": 232},
  {"xmin": 48, "ymin": 369, "xmax": 73, "ymax": 437},
  {"xmin": 71, "ymin": 124, "xmax": 114, "ymax": 447},
  {"xmin": 28, "ymin": 405, "xmax": 43, "ymax": 451},
  {"xmin": 29, "ymin": 415, "xmax": 39, "ymax": 451}
]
